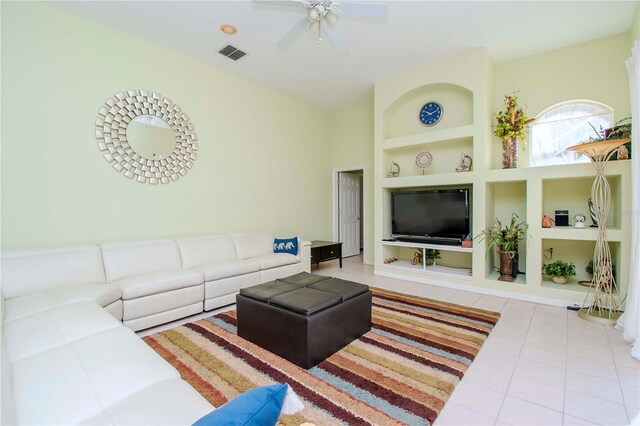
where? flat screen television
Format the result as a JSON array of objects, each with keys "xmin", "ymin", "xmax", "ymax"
[{"xmin": 391, "ymin": 188, "xmax": 470, "ymax": 245}]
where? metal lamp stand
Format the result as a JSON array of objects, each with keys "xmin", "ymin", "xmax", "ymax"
[{"xmin": 567, "ymin": 139, "xmax": 629, "ymax": 325}]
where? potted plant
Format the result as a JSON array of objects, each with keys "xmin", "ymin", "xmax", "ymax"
[
  {"xmin": 494, "ymin": 93, "xmax": 530, "ymax": 169},
  {"xmin": 476, "ymin": 213, "xmax": 528, "ymax": 282},
  {"xmin": 587, "ymin": 117, "xmax": 632, "ymax": 160},
  {"xmin": 411, "ymin": 249, "xmax": 441, "ymax": 266},
  {"xmin": 585, "ymin": 259, "xmax": 594, "ymax": 276},
  {"xmin": 543, "ymin": 260, "xmax": 577, "ymax": 284},
  {"xmin": 425, "ymin": 249, "xmax": 441, "ymax": 266}
]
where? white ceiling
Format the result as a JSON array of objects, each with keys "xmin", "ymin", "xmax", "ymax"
[{"xmin": 55, "ymin": 1, "xmax": 637, "ymax": 110}]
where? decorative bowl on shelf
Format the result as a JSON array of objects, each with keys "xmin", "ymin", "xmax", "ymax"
[{"xmin": 415, "ymin": 151, "xmax": 432, "ymax": 174}]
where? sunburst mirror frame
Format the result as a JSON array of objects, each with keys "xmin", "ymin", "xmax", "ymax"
[{"xmin": 95, "ymin": 90, "xmax": 197, "ymax": 184}]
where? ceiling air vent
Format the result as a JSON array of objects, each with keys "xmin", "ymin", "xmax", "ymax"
[{"xmin": 218, "ymin": 45, "xmax": 246, "ymax": 61}]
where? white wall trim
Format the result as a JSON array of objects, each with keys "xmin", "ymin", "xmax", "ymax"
[{"xmin": 332, "ymin": 165, "xmax": 366, "ymax": 256}]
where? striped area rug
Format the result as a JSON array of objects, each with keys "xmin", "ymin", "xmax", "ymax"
[{"xmin": 143, "ymin": 287, "xmax": 500, "ymax": 425}]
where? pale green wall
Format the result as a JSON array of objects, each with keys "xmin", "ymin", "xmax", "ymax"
[
  {"xmin": 495, "ymin": 32, "xmax": 631, "ymax": 120},
  {"xmin": 328, "ymin": 97, "xmax": 374, "ymax": 263},
  {"xmin": 0, "ymin": 3, "xmax": 332, "ymax": 249},
  {"xmin": 632, "ymin": 2, "xmax": 640, "ymax": 42},
  {"xmin": 494, "ymin": 32, "xmax": 632, "ymax": 167}
]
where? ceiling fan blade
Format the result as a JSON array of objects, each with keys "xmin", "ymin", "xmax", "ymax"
[
  {"xmin": 252, "ymin": 0, "xmax": 307, "ymax": 8},
  {"xmin": 277, "ymin": 17, "xmax": 309, "ymax": 48},
  {"xmin": 337, "ymin": 2, "xmax": 387, "ymax": 18},
  {"xmin": 324, "ymin": 23, "xmax": 349, "ymax": 54}
]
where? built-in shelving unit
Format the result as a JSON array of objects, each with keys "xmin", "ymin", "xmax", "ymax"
[
  {"xmin": 381, "ymin": 240, "xmax": 473, "ymax": 280},
  {"xmin": 373, "ymin": 49, "xmax": 632, "ymax": 306}
]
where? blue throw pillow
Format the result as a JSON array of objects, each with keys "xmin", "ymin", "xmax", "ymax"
[
  {"xmin": 273, "ymin": 237, "xmax": 298, "ymax": 255},
  {"xmin": 192, "ymin": 383, "xmax": 288, "ymax": 426}
]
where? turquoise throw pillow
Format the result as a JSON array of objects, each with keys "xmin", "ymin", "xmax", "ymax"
[
  {"xmin": 192, "ymin": 383, "xmax": 288, "ymax": 426},
  {"xmin": 273, "ymin": 237, "xmax": 298, "ymax": 255}
]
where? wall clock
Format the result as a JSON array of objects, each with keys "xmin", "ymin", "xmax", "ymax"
[{"xmin": 419, "ymin": 102, "xmax": 443, "ymax": 126}]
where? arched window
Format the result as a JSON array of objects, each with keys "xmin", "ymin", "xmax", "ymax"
[{"xmin": 529, "ymin": 101, "xmax": 613, "ymax": 167}]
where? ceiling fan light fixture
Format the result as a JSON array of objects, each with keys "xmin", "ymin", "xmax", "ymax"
[
  {"xmin": 307, "ymin": 6, "xmax": 321, "ymax": 21},
  {"xmin": 220, "ymin": 24, "xmax": 237, "ymax": 35},
  {"xmin": 308, "ymin": 20, "xmax": 322, "ymax": 41},
  {"xmin": 325, "ymin": 11, "xmax": 338, "ymax": 26}
]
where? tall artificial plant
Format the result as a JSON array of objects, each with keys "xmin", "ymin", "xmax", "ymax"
[
  {"xmin": 494, "ymin": 93, "xmax": 530, "ymax": 168},
  {"xmin": 495, "ymin": 94, "xmax": 529, "ymax": 142}
]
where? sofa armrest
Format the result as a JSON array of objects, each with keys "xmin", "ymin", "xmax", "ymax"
[{"xmin": 298, "ymin": 239, "xmax": 311, "ymax": 273}]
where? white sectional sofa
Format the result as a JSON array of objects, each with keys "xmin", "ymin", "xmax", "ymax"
[{"xmin": 0, "ymin": 232, "xmax": 311, "ymax": 425}]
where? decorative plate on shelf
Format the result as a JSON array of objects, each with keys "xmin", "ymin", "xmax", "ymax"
[
  {"xmin": 415, "ymin": 151, "xmax": 433, "ymax": 169},
  {"xmin": 419, "ymin": 102, "xmax": 443, "ymax": 126}
]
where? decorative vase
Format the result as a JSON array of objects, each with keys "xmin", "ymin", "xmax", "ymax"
[
  {"xmin": 552, "ymin": 276, "xmax": 567, "ymax": 284},
  {"xmin": 498, "ymin": 251, "xmax": 515, "ymax": 282},
  {"xmin": 502, "ymin": 137, "xmax": 518, "ymax": 169}
]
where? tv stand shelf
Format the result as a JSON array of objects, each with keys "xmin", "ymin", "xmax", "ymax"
[
  {"xmin": 381, "ymin": 240, "xmax": 473, "ymax": 280},
  {"xmin": 381, "ymin": 240, "xmax": 472, "ymax": 253}
]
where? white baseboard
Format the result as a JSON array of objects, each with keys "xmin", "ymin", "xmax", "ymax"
[{"xmin": 374, "ymin": 269, "xmax": 575, "ymax": 308}]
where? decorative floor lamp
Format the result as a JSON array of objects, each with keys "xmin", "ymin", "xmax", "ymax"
[{"xmin": 566, "ymin": 138, "xmax": 630, "ymax": 325}]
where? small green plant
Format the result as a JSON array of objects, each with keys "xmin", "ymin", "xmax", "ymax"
[
  {"xmin": 585, "ymin": 259, "xmax": 616, "ymax": 277},
  {"xmin": 585, "ymin": 259, "xmax": 594, "ymax": 275},
  {"xmin": 543, "ymin": 260, "xmax": 577, "ymax": 278},
  {"xmin": 475, "ymin": 213, "xmax": 528, "ymax": 256},
  {"xmin": 426, "ymin": 249, "xmax": 441, "ymax": 261},
  {"xmin": 426, "ymin": 249, "xmax": 441, "ymax": 265},
  {"xmin": 412, "ymin": 249, "xmax": 441, "ymax": 265}
]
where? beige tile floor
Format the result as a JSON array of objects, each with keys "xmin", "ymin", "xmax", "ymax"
[{"xmin": 139, "ymin": 255, "xmax": 640, "ymax": 426}]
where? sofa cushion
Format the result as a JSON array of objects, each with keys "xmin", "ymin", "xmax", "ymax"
[
  {"xmin": 105, "ymin": 378, "xmax": 213, "ymax": 425},
  {"xmin": 231, "ymin": 233, "xmax": 274, "ymax": 260},
  {"xmin": 101, "ymin": 239, "xmax": 183, "ymax": 282},
  {"xmin": 112, "ymin": 270, "xmax": 204, "ymax": 300},
  {"xmin": 123, "ymin": 286, "xmax": 204, "ymax": 322},
  {"xmin": 191, "ymin": 259, "xmax": 260, "ymax": 282},
  {"xmin": 176, "ymin": 235, "xmax": 238, "ymax": 269},
  {"xmin": 4, "ymin": 283, "xmax": 122, "ymax": 321},
  {"xmin": 254, "ymin": 253, "xmax": 299, "ymax": 270},
  {"xmin": 12, "ymin": 344, "xmax": 105, "ymax": 425},
  {"xmin": 273, "ymin": 237, "xmax": 298, "ymax": 255},
  {"xmin": 193, "ymin": 383, "xmax": 290, "ymax": 426},
  {"xmin": 70, "ymin": 327, "xmax": 180, "ymax": 407},
  {"xmin": 1, "ymin": 326, "xmax": 15, "ymax": 426},
  {"xmin": 4, "ymin": 302, "xmax": 122, "ymax": 362},
  {"xmin": 1, "ymin": 245, "xmax": 106, "ymax": 299}
]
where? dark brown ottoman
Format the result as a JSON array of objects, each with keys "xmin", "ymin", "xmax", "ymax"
[{"xmin": 236, "ymin": 273, "xmax": 372, "ymax": 369}]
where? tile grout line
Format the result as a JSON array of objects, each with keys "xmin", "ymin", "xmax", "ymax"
[
  {"xmin": 491, "ymin": 299, "xmax": 536, "ymax": 424},
  {"xmin": 606, "ymin": 324, "xmax": 631, "ymax": 423},
  {"xmin": 562, "ymin": 307, "xmax": 569, "ymax": 423}
]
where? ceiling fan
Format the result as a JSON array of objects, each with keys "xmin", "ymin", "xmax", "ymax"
[{"xmin": 253, "ymin": 0, "xmax": 387, "ymax": 54}]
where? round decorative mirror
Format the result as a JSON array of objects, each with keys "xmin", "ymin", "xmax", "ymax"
[
  {"xmin": 126, "ymin": 115, "xmax": 176, "ymax": 160},
  {"xmin": 95, "ymin": 90, "xmax": 197, "ymax": 184}
]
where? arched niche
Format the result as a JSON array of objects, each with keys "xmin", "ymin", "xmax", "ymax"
[{"xmin": 382, "ymin": 83, "xmax": 473, "ymax": 140}]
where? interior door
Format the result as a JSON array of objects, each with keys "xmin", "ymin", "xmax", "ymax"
[{"xmin": 339, "ymin": 172, "xmax": 361, "ymax": 257}]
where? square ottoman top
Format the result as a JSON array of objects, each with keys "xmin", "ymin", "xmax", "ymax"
[
  {"xmin": 276, "ymin": 272, "xmax": 331, "ymax": 286},
  {"xmin": 239, "ymin": 281, "xmax": 302, "ymax": 303},
  {"xmin": 309, "ymin": 278, "xmax": 369, "ymax": 301},
  {"xmin": 270, "ymin": 288, "xmax": 341, "ymax": 315}
]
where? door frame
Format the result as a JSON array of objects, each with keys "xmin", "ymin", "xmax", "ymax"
[{"xmin": 332, "ymin": 166, "xmax": 366, "ymax": 257}]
